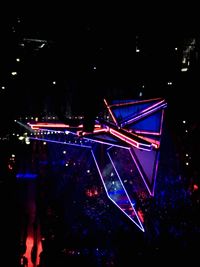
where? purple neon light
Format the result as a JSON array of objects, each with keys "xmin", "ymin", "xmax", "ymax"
[
  {"xmin": 125, "ymin": 109, "xmax": 165, "ymax": 137},
  {"xmin": 121, "ymin": 103, "xmax": 167, "ymax": 128},
  {"xmin": 29, "ymin": 137, "xmax": 92, "ymax": 148},
  {"xmin": 153, "ymin": 151, "xmax": 160, "ymax": 196},
  {"xmin": 78, "ymin": 135, "xmax": 130, "ymax": 149},
  {"xmin": 138, "ymin": 99, "xmax": 165, "ymax": 114},
  {"xmin": 129, "ymin": 148, "xmax": 157, "ymax": 196},
  {"xmin": 25, "ymin": 97, "xmax": 167, "ymax": 232},
  {"xmin": 121, "ymin": 102, "xmax": 167, "ymax": 128},
  {"xmin": 31, "ymin": 129, "xmax": 132, "ymax": 150},
  {"xmin": 35, "ymin": 125, "xmax": 153, "ymax": 151},
  {"xmin": 107, "ymin": 150, "xmax": 144, "ymax": 231},
  {"xmin": 134, "ymin": 130, "xmax": 161, "ymax": 136},
  {"xmin": 108, "ymin": 97, "xmax": 162, "ymax": 108},
  {"xmin": 109, "ymin": 128, "xmax": 152, "ymax": 151},
  {"xmin": 159, "ymin": 109, "xmax": 165, "ymax": 135},
  {"xmin": 30, "ymin": 123, "xmax": 160, "ymax": 197},
  {"xmin": 91, "ymin": 149, "xmax": 145, "ymax": 232},
  {"xmin": 29, "ymin": 134, "xmax": 146, "ymax": 231}
]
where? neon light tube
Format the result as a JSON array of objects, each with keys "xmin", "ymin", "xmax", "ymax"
[
  {"xmin": 110, "ymin": 128, "xmax": 152, "ymax": 151},
  {"xmin": 107, "ymin": 151, "xmax": 144, "ymax": 231},
  {"xmin": 121, "ymin": 102, "xmax": 167, "ymax": 127},
  {"xmin": 104, "ymin": 99, "xmax": 118, "ymax": 126}
]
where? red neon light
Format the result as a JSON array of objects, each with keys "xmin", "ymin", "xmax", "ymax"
[
  {"xmin": 138, "ymin": 209, "xmax": 144, "ymax": 223},
  {"xmin": 110, "ymin": 128, "xmax": 139, "ymax": 148},
  {"xmin": 93, "ymin": 128, "xmax": 108, "ymax": 134},
  {"xmin": 108, "ymin": 98, "xmax": 162, "ymax": 108},
  {"xmin": 29, "ymin": 122, "xmax": 102, "ymax": 130},
  {"xmin": 77, "ymin": 127, "xmax": 107, "ymax": 136},
  {"xmin": 29, "ymin": 123, "xmax": 70, "ymax": 129},
  {"xmin": 141, "ymin": 100, "xmax": 165, "ymax": 114},
  {"xmin": 134, "ymin": 135, "xmax": 160, "ymax": 149},
  {"xmin": 122, "ymin": 129, "xmax": 160, "ymax": 148},
  {"xmin": 134, "ymin": 130, "xmax": 161, "ymax": 136}
]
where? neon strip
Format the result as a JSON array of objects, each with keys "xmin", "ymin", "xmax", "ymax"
[
  {"xmin": 110, "ymin": 128, "xmax": 152, "ymax": 151},
  {"xmin": 91, "ymin": 149, "xmax": 144, "ymax": 232},
  {"xmin": 81, "ymin": 135, "xmax": 130, "ymax": 149},
  {"xmin": 159, "ymin": 109, "xmax": 165, "ymax": 135},
  {"xmin": 107, "ymin": 151, "xmax": 144, "ymax": 231},
  {"xmin": 138, "ymin": 136, "xmax": 160, "ymax": 149},
  {"xmin": 28, "ymin": 123, "xmax": 70, "ymax": 129},
  {"xmin": 29, "ymin": 137, "xmax": 92, "ymax": 148},
  {"xmin": 123, "ymin": 131, "xmax": 160, "ymax": 149},
  {"xmin": 30, "ymin": 128, "xmax": 130, "ymax": 149},
  {"xmin": 134, "ymin": 130, "xmax": 161, "ymax": 136},
  {"xmin": 133, "ymin": 109, "xmax": 165, "ymax": 136},
  {"xmin": 139, "ymin": 143, "xmax": 155, "ymax": 151},
  {"xmin": 109, "ymin": 97, "xmax": 162, "ymax": 108},
  {"xmin": 129, "ymin": 148, "xmax": 153, "ymax": 196},
  {"xmin": 141, "ymin": 99, "xmax": 165, "ymax": 114},
  {"xmin": 121, "ymin": 102, "xmax": 167, "ymax": 127},
  {"xmin": 134, "ymin": 109, "xmax": 165, "ymax": 137},
  {"xmin": 151, "ymin": 151, "xmax": 160, "ymax": 196},
  {"xmin": 110, "ymin": 128, "xmax": 138, "ymax": 148},
  {"xmin": 93, "ymin": 128, "xmax": 108, "ymax": 133},
  {"xmin": 30, "ymin": 123, "xmax": 101, "ymax": 130},
  {"xmin": 104, "ymin": 99, "xmax": 118, "ymax": 126},
  {"xmin": 81, "ymin": 128, "xmax": 108, "ymax": 135}
]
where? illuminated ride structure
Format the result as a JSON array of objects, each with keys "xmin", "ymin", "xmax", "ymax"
[{"xmin": 26, "ymin": 97, "xmax": 167, "ymax": 232}]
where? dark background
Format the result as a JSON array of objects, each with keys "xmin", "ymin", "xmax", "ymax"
[{"xmin": 0, "ymin": 6, "xmax": 199, "ymax": 156}]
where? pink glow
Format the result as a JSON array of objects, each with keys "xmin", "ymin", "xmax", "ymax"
[
  {"xmin": 93, "ymin": 128, "xmax": 108, "ymax": 133},
  {"xmin": 28, "ymin": 122, "xmax": 70, "ymax": 129},
  {"xmin": 81, "ymin": 128, "xmax": 108, "ymax": 135},
  {"xmin": 159, "ymin": 109, "xmax": 165, "ymax": 135},
  {"xmin": 110, "ymin": 128, "xmax": 138, "ymax": 148},
  {"xmin": 122, "ymin": 129, "xmax": 160, "ymax": 148},
  {"xmin": 140, "ymin": 99, "xmax": 165, "ymax": 114},
  {"xmin": 108, "ymin": 97, "xmax": 162, "ymax": 108},
  {"xmin": 110, "ymin": 128, "xmax": 152, "ymax": 151},
  {"xmin": 121, "ymin": 102, "xmax": 167, "ymax": 127},
  {"xmin": 29, "ymin": 122, "xmax": 101, "ymax": 130},
  {"xmin": 134, "ymin": 135, "xmax": 160, "ymax": 149},
  {"xmin": 194, "ymin": 184, "xmax": 199, "ymax": 191},
  {"xmin": 134, "ymin": 130, "xmax": 161, "ymax": 136},
  {"xmin": 133, "ymin": 109, "xmax": 165, "ymax": 136}
]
